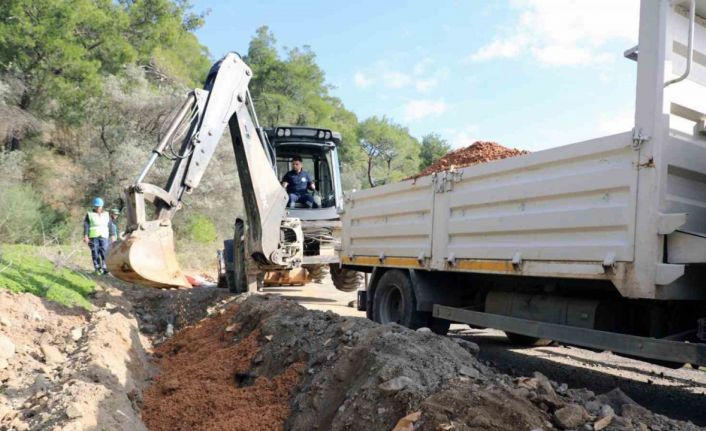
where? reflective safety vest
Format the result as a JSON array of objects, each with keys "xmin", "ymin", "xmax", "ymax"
[{"xmin": 87, "ymin": 211, "xmax": 110, "ymax": 238}]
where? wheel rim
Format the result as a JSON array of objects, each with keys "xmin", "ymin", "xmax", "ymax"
[{"xmin": 380, "ymin": 284, "xmax": 403, "ymax": 324}]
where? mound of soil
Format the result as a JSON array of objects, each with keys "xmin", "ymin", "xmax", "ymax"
[
  {"xmin": 0, "ymin": 289, "xmax": 151, "ymax": 431},
  {"xmin": 0, "ymin": 277, "xmax": 235, "ymax": 431},
  {"xmin": 142, "ymin": 295, "xmax": 702, "ymax": 431},
  {"xmin": 414, "ymin": 141, "xmax": 529, "ymax": 178}
]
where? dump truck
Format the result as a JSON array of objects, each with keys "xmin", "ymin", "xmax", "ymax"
[
  {"xmin": 341, "ymin": 0, "xmax": 706, "ymax": 366},
  {"xmin": 107, "ymin": 53, "xmax": 361, "ymax": 293}
]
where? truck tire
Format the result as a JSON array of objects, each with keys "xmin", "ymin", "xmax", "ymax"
[
  {"xmin": 372, "ymin": 270, "xmax": 427, "ymax": 329},
  {"xmin": 304, "ymin": 264, "xmax": 329, "ymax": 283},
  {"xmin": 504, "ymin": 332, "xmax": 552, "ymax": 347},
  {"xmin": 330, "ymin": 264, "xmax": 363, "ymax": 292},
  {"xmin": 228, "ymin": 221, "xmax": 248, "ymax": 294}
]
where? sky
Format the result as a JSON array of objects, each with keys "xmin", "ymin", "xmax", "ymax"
[{"xmin": 191, "ymin": 0, "xmax": 641, "ymax": 151}]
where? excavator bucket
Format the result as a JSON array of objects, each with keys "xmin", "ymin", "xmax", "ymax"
[{"xmin": 106, "ymin": 223, "xmax": 191, "ymax": 289}]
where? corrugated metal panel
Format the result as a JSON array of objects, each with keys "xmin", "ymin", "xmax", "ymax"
[
  {"xmin": 665, "ymin": 132, "xmax": 706, "ymax": 237},
  {"xmin": 344, "ymin": 175, "xmax": 434, "ymax": 258},
  {"xmin": 432, "ymin": 133, "xmax": 637, "ymax": 265}
]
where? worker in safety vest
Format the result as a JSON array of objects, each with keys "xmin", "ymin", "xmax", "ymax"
[
  {"xmin": 108, "ymin": 208, "xmax": 120, "ymax": 243},
  {"xmin": 83, "ymin": 197, "xmax": 110, "ymax": 274}
]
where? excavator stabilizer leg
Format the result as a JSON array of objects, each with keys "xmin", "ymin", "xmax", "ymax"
[{"xmin": 107, "ymin": 221, "xmax": 190, "ymax": 289}]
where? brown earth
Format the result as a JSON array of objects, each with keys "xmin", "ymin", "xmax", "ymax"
[
  {"xmin": 414, "ymin": 141, "xmax": 529, "ymax": 178},
  {"xmin": 2, "ymin": 276, "xmax": 704, "ymax": 431},
  {"xmin": 0, "ymin": 276, "xmax": 235, "ymax": 431},
  {"xmin": 140, "ymin": 294, "xmax": 702, "ymax": 431},
  {"xmin": 0, "ymin": 287, "xmax": 151, "ymax": 431},
  {"xmin": 142, "ymin": 303, "xmax": 304, "ymax": 431}
]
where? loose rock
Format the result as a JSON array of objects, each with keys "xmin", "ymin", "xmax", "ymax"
[
  {"xmin": 594, "ymin": 414, "xmax": 613, "ymax": 431},
  {"xmin": 65, "ymin": 403, "xmax": 82, "ymax": 419},
  {"xmin": 40, "ymin": 343, "xmax": 65, "ymax": 364},
  {"xmin": 379, "ymin": 376, "xmax": 416, "ymax": 393},
  {"xmin": 69, "ymin": 327, "xmax": 82, "ymax": 342},
  {"xmin": 0, "ymin": 334, "xmax": 15, "ymax": 360},
  {"xmin": 453, "ymin": 338, "xmax": 480, "ymax": 356},
  {"xmin": 458, "ymin": 365, "xmax": 480, "ymax": 379},
  {"xmin": 554, "ymin": 404, "xmax": 589, "ymax": 429}
]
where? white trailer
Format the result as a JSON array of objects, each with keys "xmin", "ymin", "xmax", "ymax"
[{"xmin": 341, "ymin": 0, "xmax": 706, "ymax": 365}]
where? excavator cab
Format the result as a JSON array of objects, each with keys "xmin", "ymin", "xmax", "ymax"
[{"xmin": 268, "ymin": 127, "xmax": 344, "ymax": 218}]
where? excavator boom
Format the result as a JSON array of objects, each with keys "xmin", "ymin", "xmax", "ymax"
[{"xmin": 107, "ymin": 53, "xmax": 294, "ymax": 288}]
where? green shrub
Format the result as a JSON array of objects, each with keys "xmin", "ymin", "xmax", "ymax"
[
  {"xmin": 184, "ymin": 213, "xmax": 217, "ymax": 244},
  {"xmin": 40, "ymin": 205, "xmax": 73, "ymax": 243},
  {"xmin": 0, "ymin": 184, "xmax": 43, "ymax": 243}
]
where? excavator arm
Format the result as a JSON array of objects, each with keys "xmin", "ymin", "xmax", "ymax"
[{"xmin": 107, "ymin": 53, "xmax": 299, "ymax": 288}]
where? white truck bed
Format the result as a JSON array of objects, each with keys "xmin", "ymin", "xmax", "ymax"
[{"xmin": 342, "ymin": 0, "xmax": 706, "ymax": 301}]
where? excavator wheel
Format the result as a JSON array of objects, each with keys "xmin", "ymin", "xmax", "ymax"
[
  {"xmin": 304, "ymin": 264, "xmax": 329, "ymax": 283},
  {"xmin": 329, "ymin": 264, "xmax": 363, "ymax": 292},
  {"xmin": 227, "ymin": 221, "xmax": 248, "ymax": 294}
]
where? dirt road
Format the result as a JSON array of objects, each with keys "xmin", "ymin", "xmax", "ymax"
[{"xmin": 265, "ymin": 279, "xmax": 706, "ymax": 427}]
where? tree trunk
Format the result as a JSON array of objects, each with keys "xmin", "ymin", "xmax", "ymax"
[
  {"xmin": 19, "ymin": 89, "xmax": 32, "ymax": 110},
  {"xmin": 367, "ymin": 156, "xmax": 375, "ymax": 188}
]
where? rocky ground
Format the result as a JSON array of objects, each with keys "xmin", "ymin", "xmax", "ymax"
[
  {"xmin": 1, "ymin": 278, "xmax": 704, "ymax": 431},
  {"xmin": 140, "ymin": 295, "xmax": 704, "ymax": 431},
  {"xmin": 0, "ymin": 279, "xmax": 233, "ymax": 431}
]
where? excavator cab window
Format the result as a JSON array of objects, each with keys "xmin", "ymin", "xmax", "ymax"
[{"xmin": 276, "ymin": 149, "xmax": 336, "ymax": 208}]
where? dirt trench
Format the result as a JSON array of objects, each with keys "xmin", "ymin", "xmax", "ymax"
[
  {"xmin": 0, "ymin": 279, "xmax": 233, "ymax": 431},
  {"xmin": 2, "ymin": 281, "xmax": 704, "ymax": 431},
  {"xmin": 141, "ymin": 294, "xmax": 704, "ymax": 431}
]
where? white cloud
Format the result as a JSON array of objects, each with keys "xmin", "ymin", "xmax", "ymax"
[
  {"xmin": 413, "ymin": 57, "xmax": 434, "ymax": 76},
  {"xmin": 469, "ymin": 0, "xmax": 639, "ymax": 67},
  {"xmin": 470, "ymin": 39, "xmax": 523, "ymax": 61},
  {"xmin": 356, "ymin": 58, "xmax": 447, "ymax": 93},
  {"xmin": 353, "ymin": 72, "xmax": 372, "ymax": 88},
  {"xmin": 402, "ymin": 100, "xmax": 449, "ymax": 121},
  {"xmin": 383, "ymin": 71, "xmax": 413, "ymax": 89},
  {"xmin": 415, "ymin": 78, "xmax": 437, "ymax": 92}
]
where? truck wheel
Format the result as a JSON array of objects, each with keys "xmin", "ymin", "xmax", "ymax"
[
  {"xmin": 504, "ymin": 332, "xmax": 552, "ymax": 347},
  {"xmin": 372, "ymin": 270, "xmax": 426, "ymax": 329},
  {"xmin": 229, "ymin": 221, "xmax": 248, "ymax": 294},
  {"xmin": 330, "ymin": 264, "xmax": 363, "ymax": 292},
  {"xmin": 217, "ymin": 273, "xmax": 228, "ymax": 289},
  {"xmin": 304, "ymin": 264, "xmax": 329, "ymax": 283}
]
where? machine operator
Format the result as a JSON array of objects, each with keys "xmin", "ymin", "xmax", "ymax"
[{"xmin": 281, "ymin": 156, "xmax": 318, "ymax": 209}]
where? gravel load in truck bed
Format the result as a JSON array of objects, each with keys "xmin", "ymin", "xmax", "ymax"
[{"xmin": 414, "ymin": 141, "xmax": 529, "ymax": 179}]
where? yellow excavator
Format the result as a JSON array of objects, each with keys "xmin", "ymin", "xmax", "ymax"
[{"xmin": 107, "ymin": 53, "xmax": 362, "ymax": 292}]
